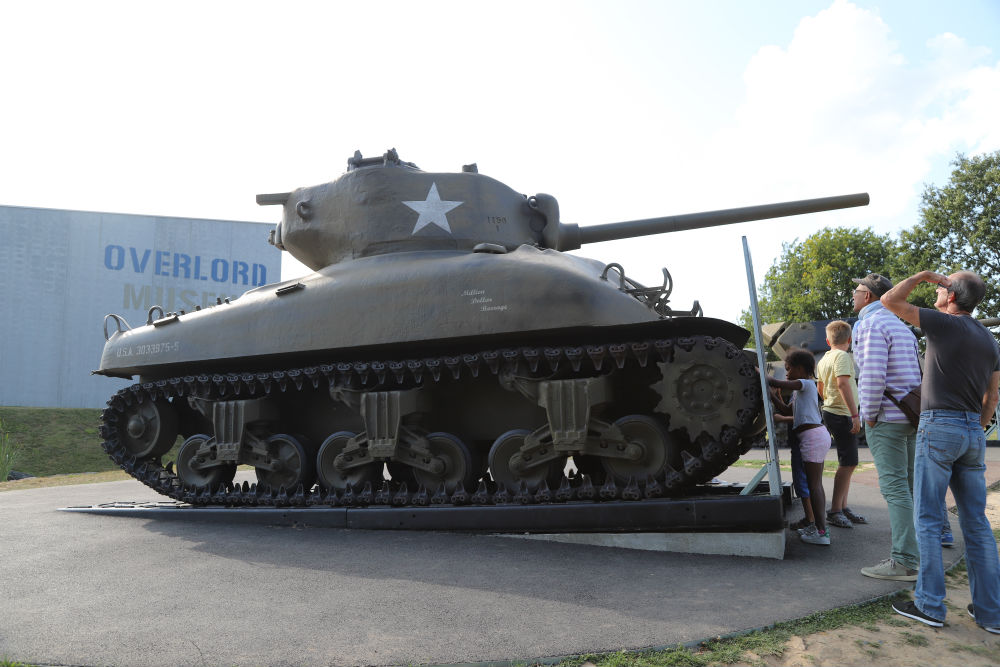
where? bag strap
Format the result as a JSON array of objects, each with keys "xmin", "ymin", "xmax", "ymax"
[{"xmin": 883, "ymin": 389, "xmax": 904, "ymax": 409}]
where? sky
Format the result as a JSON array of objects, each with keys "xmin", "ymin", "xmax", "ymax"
[{"xmin": 2, "ymin": 0, "xmax": 998, "ymax": 324}]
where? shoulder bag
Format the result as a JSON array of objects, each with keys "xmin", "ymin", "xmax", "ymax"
[{"xmin": 883, "ymin": 386, "xmax": 922, "ymax": 428}]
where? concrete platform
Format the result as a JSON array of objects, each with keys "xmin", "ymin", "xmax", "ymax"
[
  {"xmin": 2, "ymin": 449, "xmax": 997, "ymax": 667},
  {"xmin": 502, "ymin": 529, "xmax": 787, "ymax": 559}
]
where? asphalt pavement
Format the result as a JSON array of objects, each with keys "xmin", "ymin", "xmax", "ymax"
[{"xmin": 2, "ymin": 448, "xmax": 998, "ymax": 667}]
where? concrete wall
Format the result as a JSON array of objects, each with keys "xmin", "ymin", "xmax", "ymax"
[{"xmin": 0, "ymin": 205, "xmax": 281, "ymax": 408}]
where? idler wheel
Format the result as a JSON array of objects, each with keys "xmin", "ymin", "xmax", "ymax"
[
  {"xmin": 316, "ymin": 431, "xmax": 381, "ymax": 491},
  {"xmin": 488, "ymin": 429, "xmax": 562, "ymax": 492},
  {"xmin": 121, "ymin": 398, "xmax": 178, "ymax": 459},
  {"xmin": 176, "ymin": 434, "xmax": 237, "ymax": 488},
  {"xmin": 256, "ymin": 434, "xmax": 315, "ymax": 491},
  {"xmin": 654, "ymin": 336, "xmax": 760, "ymax": 441},
  {"xmin": 600, "ymin": 414, "xmax": 671, "ymax": 483},
  {"xmin": 409, "ymin": 432, "xmax": 477, "ymax": 494}
]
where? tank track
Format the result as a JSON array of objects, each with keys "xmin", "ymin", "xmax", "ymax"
[{"xmin": 99, "ymin": 335, "xmax": 761, "ymax": 509}]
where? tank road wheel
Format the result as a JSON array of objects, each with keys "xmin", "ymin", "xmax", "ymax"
[
  {"xmin": 316, "ymin": 431, "xmax": 381, "ymax": 491},
  {"xmin": 410, "ymin": 432, "xmax": 477, "ymax": 494},
  {"xmin": 488, "ymin": 429, "xmax": 562, "ymax": 492},
  {"xmin": 601, "ymin": 415, "xmax": 671, "ymax": 483},
  {"xmin": 176, "ymin": 434, "xmax": 237, "ymax": 488},
  {"xmin": 256, "ymin": 434, "xmax": 315, "ymax": 491},
  {"xmin": 121, "ymin": 398, "xmax": 178, "ymax": 459},
  {"xmin": 654, "ymin": 336, "xmax": 760, "ymax": 441}
]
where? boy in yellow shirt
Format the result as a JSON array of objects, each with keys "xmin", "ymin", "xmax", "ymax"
[{"xmin": 816, "ymin": 320, "xmax": 868, "ymax": 528}]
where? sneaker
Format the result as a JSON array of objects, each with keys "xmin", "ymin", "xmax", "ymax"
[
  {"xmin": 941, "ymin": 529, "xmax": 954, "ymax": 548},
  {"xmin": 842, "ymin": 507, "xmax": 868, "ymax": 524},
  {"xmin": 827, "ymin": 511, "xmax": 854, "ymax": 529},
  {"xmin": 968, "ymin": 604, "xmax": 1000, "ymax": 635},
  {"xmin": 799, "ymin": 524, "xmax": 831, "ymax": 545},
  {"xmin": 893, "ymin": 600, "xmax": 943, "ymax": 627},
  {"xmin": 861, "ymin": 558, "xmax": 918, "ymax": 581}
]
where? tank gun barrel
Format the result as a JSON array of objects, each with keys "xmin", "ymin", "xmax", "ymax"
[
  {"xmin": 578, "ymin": 192, "xmax": 870, "ymax": 245},
  {"xmin": 538, "ymin": 192, "xmax": 870, "ymax": 251}
]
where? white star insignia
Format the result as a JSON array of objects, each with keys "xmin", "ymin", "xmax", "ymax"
[{"xmin": 403, "ymin": 183, "xmax": 463, "ymax": 234}]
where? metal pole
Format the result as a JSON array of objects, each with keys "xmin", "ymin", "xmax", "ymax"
[{"xmin": 740, "ymin": 236, "xmax": 783, "ymax": 496}]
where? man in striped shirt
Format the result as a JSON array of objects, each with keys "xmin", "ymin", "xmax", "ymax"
[{"xmin": 851, "ymin": 273, "xmax": 923, "ymax": 581}]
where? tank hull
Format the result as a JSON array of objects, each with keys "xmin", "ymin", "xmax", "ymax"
[{"xmin": 100, "ymin": 245, "xmax": 741, "ymax": 379}]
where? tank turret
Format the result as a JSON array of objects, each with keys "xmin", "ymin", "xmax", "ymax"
[
  {"xmin": 259, "ymin": 148, "xmax": 869, "ymax": 269},
  {"xmin": 95, "ymin": 148, "xmax": 870, "ymax": 513}
]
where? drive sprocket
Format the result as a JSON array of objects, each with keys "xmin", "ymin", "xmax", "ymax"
[{"xmin": 653, "ymin": 335, "xmax": 760, "ymax": 441}]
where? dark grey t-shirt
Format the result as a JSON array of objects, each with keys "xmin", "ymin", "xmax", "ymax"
[{"xmin": 920, "ymin": 308, "xmax": 1000, "ymax": 413}]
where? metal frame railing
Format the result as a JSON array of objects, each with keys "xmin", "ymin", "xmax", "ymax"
[{"xmin": 739, "ymin": 236, "xmax": 783, "ymax": 497}]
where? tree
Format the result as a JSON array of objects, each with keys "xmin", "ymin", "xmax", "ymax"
[
  {"xmin": 740, "ymin": 227, "xmax": 901, "ymax": 348},
  {"xmin": 896, "ymin": 151, "xmax": 1000, "ymax": 320}
]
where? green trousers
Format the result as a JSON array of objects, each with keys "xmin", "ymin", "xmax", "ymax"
[{"xmin": 866, "ymin": 421, "xmax": 919, "ymax": 569}]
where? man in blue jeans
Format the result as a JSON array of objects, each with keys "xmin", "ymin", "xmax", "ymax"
[{"xmin": 882, "ymin": 270, "xmax": 1000, "ymax": 634}]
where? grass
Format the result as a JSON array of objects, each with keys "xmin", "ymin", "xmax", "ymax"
[
  {"xmin": 0, "ymin": 469, "xmax": 134, "ymax": 492},
  {"xmin": 899, "ymin": 631, "xmax": 930, "ymax": 647},
  {"xmin": 955, "ymin": 642, "xmax": 1000, "ymax": 657},
  {"xmin": 0, "ymin": 406, "xmax": 110, "ymax": 477},
  {"xmin": 0, "ymin": 406, "xmax": 179, "ymax": 479},
  {"xmin": 0, "ymin": 417, "xmax": 24, "ymax": 481}
]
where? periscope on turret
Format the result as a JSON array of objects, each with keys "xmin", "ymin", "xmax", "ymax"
[{"xmin": 95, "ymin": 148, "xmax": 868, "ymax": 512}]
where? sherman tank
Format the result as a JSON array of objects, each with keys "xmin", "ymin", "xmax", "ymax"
[{"xmin": 96, "ymin": 149, "xmax": 869, "ymax": 509}]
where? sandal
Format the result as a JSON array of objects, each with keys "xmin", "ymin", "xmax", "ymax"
[
  {"xmin": 826, "ymin": 511, "xmax": 854, "ymax": 529},
  {"xmin": 842, "ymin": 507, "xmax": 869, "ymax": 524}
]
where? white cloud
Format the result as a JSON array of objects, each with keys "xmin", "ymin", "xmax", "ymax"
[
  {"xmin": 714, "ymin": 0, "xmax": 998, "ymax": 214},
  {"xmin": 597, "ymin": 1, "xmax": 1000, "ymax": 323}
]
